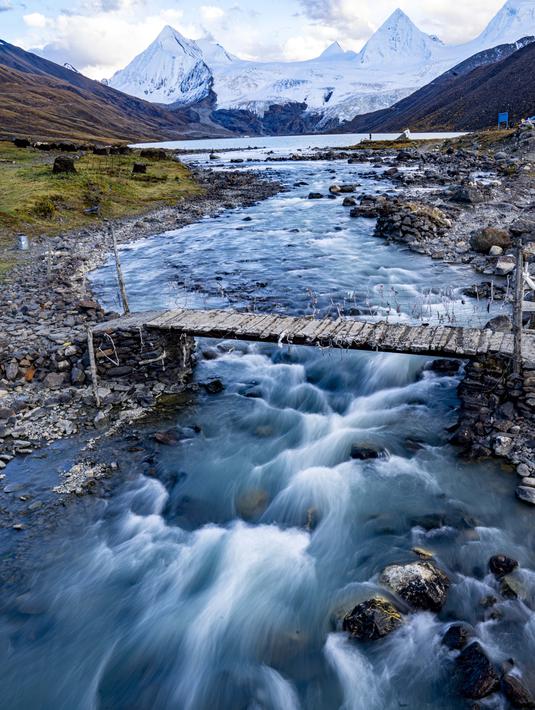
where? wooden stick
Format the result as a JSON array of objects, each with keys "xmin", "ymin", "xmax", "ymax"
[
  {"xmin": 512, "ymin": 242, "xmax": 524, "ymax": 376},
  {"xmin": 110, "ymin": 224, "xmax": 130, "ymax": 315},
  {"xmin": 87, "ymin": 327, "xmax": 101, "ymax": 408}
]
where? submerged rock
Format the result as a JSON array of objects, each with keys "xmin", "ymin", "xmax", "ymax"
[
  {"xmin": 489, "ymin": 555, "xmax": 518, "ymax": 579},
  {"xmin": 203, "ymin": 379, "xmax": 225, "ymax": 394},
  {"xmin": 442, "ymin": 622, "xmax": 474, "ymax": 650},
  {"xmin": 517, "ymin": 486, "xmax": 535, "ymax": 506},
  {"xmin": 456, "ymin": 643, "xmax": 500, "ymax": 700},
  {"xmin": 342, "ymin": 598, "xmax": 403, "ymax": 641},
  {"xmin": 379, "ymin": 561, "xmax": 450, "ymax": 611},
  {"xmin": 236, "ymin": 489, "xmax": 269, "ymax": 521},
  {"xmin": 350, "ymin": 445, "xmax": 381, "ymax": 461},
  {"xmin": 502, "ymin": 674, "xmax": 535, "ymax": 708}
]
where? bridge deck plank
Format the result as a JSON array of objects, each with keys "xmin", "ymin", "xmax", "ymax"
[{"xmin": 96, "ymin": 309, "xmax": 528, "ymax": 363}]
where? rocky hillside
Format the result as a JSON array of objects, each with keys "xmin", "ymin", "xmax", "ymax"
[
  {"xmin": 339, "ymin": 39, "xmax": 535, "ymax": 133},
  {"xmin": 0, "ymin": 40, "xmax": 230, "ymax": 143}
]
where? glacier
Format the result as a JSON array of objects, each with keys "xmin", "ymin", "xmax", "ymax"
[{"xmin": 108, "ymin": 1, "xmax": 535, "ymax": 125}]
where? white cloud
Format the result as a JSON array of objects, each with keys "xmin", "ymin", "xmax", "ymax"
[
  {"xmin": 0, "ymin": 0, "xmax": 13, "ymax": 11},
  {"xmin": 297, "ymin": 0, "xmax": 507, "ymax": 46},
  {"xmin": 200, "ymin": 5, "xmax": 225, "ymax": 22},
  {"xmin": 22, "ymin": 7, "xmax": 201, "ymax": 78},
  {"xmin": 23, "ymin": 12, "xmax": 48, "ymax": 28}
]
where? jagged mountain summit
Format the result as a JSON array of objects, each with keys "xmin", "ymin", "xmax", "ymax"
[
  {"xmin": 109, "ymin": 26, "xmax": 212, "ymax": 106},
  {"xmin": 357, "ymin": 9, "xmax": 444, "ymax": 66},
  {"xmin": 108, "ymin": 1, "xmax": 535, "ymax": 127},
  {"xmin": 473, "ymin": 0, "xmax": 535, "ymax": 48}
]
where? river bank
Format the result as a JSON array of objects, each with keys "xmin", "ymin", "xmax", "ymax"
[
  {"xmin": 2, "ymin": 130, "xmax": 535, "ymax": 709},
  {"xmin": 0, "ymin": 128, "xmax": 533, "ymax": 491},
  {"xmin": 0, "ymin": 167, "xmax": 282, "ymax": 491}
]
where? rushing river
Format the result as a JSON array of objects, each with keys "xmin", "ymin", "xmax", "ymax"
[{"xmin": 2, "ymin": 134, "xmax": 534, "ymax": 710}]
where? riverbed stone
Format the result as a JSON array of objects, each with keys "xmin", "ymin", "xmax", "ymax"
[
  {"xmin": 43, "ymin": 372, "xmax": 65, "ymax": 389},
  {"xmin": 516, "ymin": 487, "xmax": 535, "ymax": 505},
  {"xmin": 442, "ymin": 623, "xmax": 474, "ymax": 650},
  {"xmin": 502, "ymin": 674, "xmax": 535, "ymax": 708},
  {"xmin": 350, "ymin": 445, "xmax": 381, "ymax": 460},
  {"xmin": 379, "ymin": 561, "xmax": 450, "ymax": 611},
  {"xmin": 342, "ymin": 598, "xmax": 403, "ymax": 641},
  {"xmin": 470, "ymin": 227, "xmax": 511, "ymax": 254},
  {"xmin": 456, "ymin": 643, "xmax": 500, "ymax": 700},
  {"xmin": 489, "ymin": 555, "xmax": 519, "ymax": 578},
  {"xmin": 236, "ymin": 488, "xmax": 269, "ymax": 520}
]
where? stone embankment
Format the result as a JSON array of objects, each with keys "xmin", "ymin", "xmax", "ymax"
[{"xmin": 0, "ymin": 168, "xmax": 281, "ymax": 475}]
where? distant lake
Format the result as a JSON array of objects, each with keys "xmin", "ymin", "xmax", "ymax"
[{"xmin": 134, "ymin": 131, "xmax": 466, "ymax": 156}]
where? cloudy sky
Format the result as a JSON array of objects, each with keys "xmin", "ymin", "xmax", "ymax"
[{"xmin": 1, "ymin": 0, "xmax": 508, "ymax": 78}]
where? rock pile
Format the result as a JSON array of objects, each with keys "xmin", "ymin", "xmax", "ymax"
[{"xmin": 373, "ymin": 198, "xmax": 452, "ymax": 253}]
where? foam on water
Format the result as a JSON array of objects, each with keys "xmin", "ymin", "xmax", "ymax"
[{"xmin": 2, "ymin": 137, "xmax": 535, "ymax": 709}]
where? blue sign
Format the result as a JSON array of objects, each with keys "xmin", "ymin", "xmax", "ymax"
[{"xmin": 498, "ymin": 112, "xmax": 509, "ymax": 127}]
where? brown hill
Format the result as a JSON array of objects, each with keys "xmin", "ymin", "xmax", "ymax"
[
  {"xmin": 0, "ymin": 40, "xmax": 230, "ymax": 143},
  {"xmin": 339, "ymin": 38, "xmax": 535, "ymax": 133}
]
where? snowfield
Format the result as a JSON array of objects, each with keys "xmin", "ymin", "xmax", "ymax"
[{"xmin": 109, "ymin": 1, "xmax": 535, "ymax": 123}]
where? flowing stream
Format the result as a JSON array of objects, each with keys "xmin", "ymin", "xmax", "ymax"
[{"xmin": 1, "ymin": 134, "xmax": 534, "ymax": 710}]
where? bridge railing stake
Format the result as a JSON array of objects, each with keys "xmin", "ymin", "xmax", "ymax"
[
  {"xmin": 87, "ymin": 327, "xmax": 101, "ymax": 408},
  {"xmin": 109, "ymin": 224, "xmax": 130, "ymax": 316},
  {"xmin": 512, "ymin": 241, "xmax": 524, "ymax": 376}
]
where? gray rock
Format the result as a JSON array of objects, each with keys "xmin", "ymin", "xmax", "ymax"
[
  {"xmin": 70, "ymin": 367, "xmax": 85, "ymax": 385},
  {"xmin": 44, "ymin": 372, "xmax": 65, "ymax": 389},
  {"xmin": 342, "ymin": 597, "xmax": 403, "ymax": 641},
  {"xmin": 516, "ymin": 486, "xmax": 535, "ymax": 505},
  {"xmin": 470, "ymin": 227, "xmax": 511, "ymax": 254},
  {"xmin": 485, "ymin": 315, "xmax": 512, "ymax": 332},
  {"xmin": 5, "ymin": 362, "xmax": 19, "ymax": 381},
  {"xmin": 379, "ymin": 561, "xmax": 450, "ymax": 611},
  {"xmin": 495, "ymin": 256, "xmax": 516, "ymax": 276}
]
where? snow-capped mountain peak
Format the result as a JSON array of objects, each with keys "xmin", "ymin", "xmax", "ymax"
[
  {"xmin": 319, "ymin": 42, "xmax": 345, "ymax": 60},
  {"xmin": 109, "ymin": 26, "xmax": 212, "ymax": 106},
  {"xmin": 107, "ymin": 0, "xmax": 535, "ymax": 128},
  {"xmin": 474, "ymin": 0, "xmax": 535, "ymax": 49},
  {"xmin": 357, "ymin": 8, "xmax": 443, "ymax": 66}
]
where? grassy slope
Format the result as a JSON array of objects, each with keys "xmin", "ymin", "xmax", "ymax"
[
  {"xmin": 0, "ymin": 64, "xmax": 199, "ymax": 144},
  {"xmin": 0, "ymin": 142, "xmax": 200, "ymax": 276}
]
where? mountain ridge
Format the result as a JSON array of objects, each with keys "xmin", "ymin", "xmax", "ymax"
[
  {"xmin": 336, "ymin": 37, "xmax": 535, "ymax": 133},
  {"xmin": 106, "ymin": 0, "xmax": 535, "ymax": 127},
  {"xmin": 0, "ymin": 39, "xmax": 231, "ymax": 142}
]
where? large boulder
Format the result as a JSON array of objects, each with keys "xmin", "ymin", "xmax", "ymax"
[
  {"xmin": 450, "ymin": 185, "xmax": 486, "ymax": 205},
  {"xmin": 456, "ymin": 643, "xmax": 500, "ymax": 699},
  {"xmin": 502, "ymin": 674, "xmax": 535, "ymax": 708},
  {"xmin": 484, "ymin": 315, "xmax": 512, "ymax": 332},
  {"xmin": 52, "ymin": 156, "xmax": 76, "ymax": 174},
  {"xmin": 470, "ymin": 227, "xmax": 511, "ymax": 254},
  {"xmin": 342, "ymin": 598, "xmax": 403, "ymax": 641},
  {"xmin": 379, "ymin": 561, "xmax": 450, "ymax": 611}
]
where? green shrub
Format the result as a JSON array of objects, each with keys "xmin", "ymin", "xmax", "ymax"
[{"xmin": 32, "ymin": 196, "xmax": 56, "ymax": 218}]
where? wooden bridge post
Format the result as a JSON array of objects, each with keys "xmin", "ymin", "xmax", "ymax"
[
  {"xmin": 512, "ymin": 240, "xmax": 524, "ymax": 376},
  {"xmin": 110, "ymin": 224, "xmax": 130, "ymax": 316}
]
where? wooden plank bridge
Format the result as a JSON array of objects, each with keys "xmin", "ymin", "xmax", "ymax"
[{"xmin": 93, "ymin": 309, "xmax": 535, "ymax": 364}]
